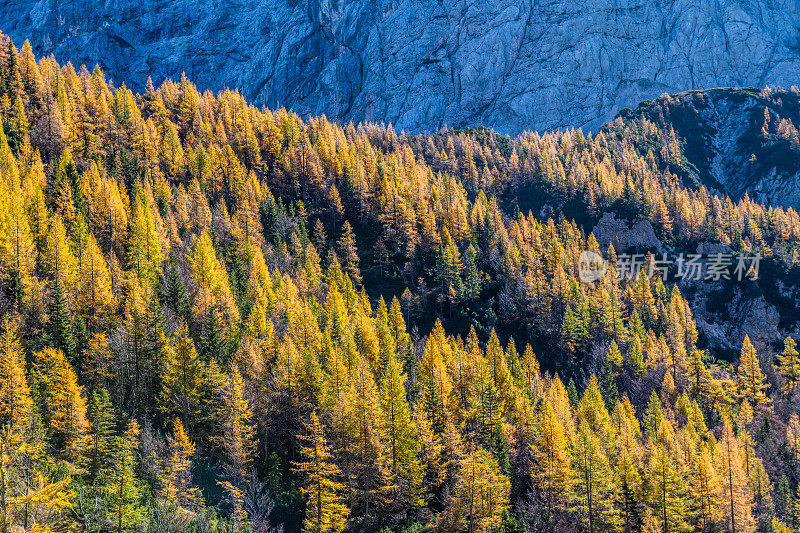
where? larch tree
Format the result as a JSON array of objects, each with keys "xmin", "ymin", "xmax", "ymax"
[
  {"xmin": 736, "ymin": 335, "xmax": 769, "ymax": 408},
  {"xmin": 337, "ymin": 221, "xmax": 361, "ymax": 286},
  {"xmin": 159, "ymin": 321, "xmax": 203, "ymax": 429},
  {"xmin": 778, "ymin": 336, "xmax": 800, "ymax": 395},
  {"xmin": 378, "ymin": 354, "xmax": 422, "ymax": 512},
  {"xmin": 444, "ymin": 445, "xmax": 510, "ymax": 533},
  {"xmin": 530, "ymin": 399, "xmax": 572, "ymax": 517},
  {"xmin": 689, "ymin": 447, "xmax": 722, "ymax": 532},
  {"xmin": 32, "ymin": 347, "xmax": 88, "ymax": 461},
  {"xmin": 216, "ymin": 364, "xmax": 257, "ymax": 521},
  {"xmin": 643, "ymin": 444, "xmax": 690, "ymax": 533},
  {"xmin": 295, "ymin": 411, "xmax": 349, "ymax": 533},
  {"xmin": 571, "ymin": 420, "xmax": 620, "ymax": 533},
  {"xmin": 163, "ymin": 418, "xmax": 202, "ymax": 509},
  {"xmin": 0, "ymin": 316, "xmax": 31, "ymax": 430},
  {"xmin": 0, "ymin": 423, "xmax": 74, "ymax": 533},
  {"xmin": 344, "ymin": 357, "xmax": 390, "ymax": 526},
  {"xmin": 716, "ymin": 422, "xmax": 755, "ymax": 533}
]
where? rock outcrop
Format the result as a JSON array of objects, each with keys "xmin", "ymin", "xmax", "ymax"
[
  {"xmin": 591, "ymin": 213, "xmax": 663, "ymax": 253},
  {"xmin": 615, "ymin": 87, "xmax": 800, "ymax": 210},
  {"xmin": 2, "ymin": 0, "xmax": 799, "ymax": 134}
]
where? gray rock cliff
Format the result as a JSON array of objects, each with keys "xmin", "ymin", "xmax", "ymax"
[{"xmin": 1, "ymin": 0, "xmax": 799, "ymax": 133}]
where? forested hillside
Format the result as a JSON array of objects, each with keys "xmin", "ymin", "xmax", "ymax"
[
  {"xmin": 612, "ymin": 88, "xmax": 800, "ymax": 210},
  {"xmin": 3, "ymin": 32, "xmax": 800, "ymax": 532}
]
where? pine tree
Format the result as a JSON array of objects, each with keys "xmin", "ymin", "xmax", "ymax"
[
  {"xmin": 295, "ymin": 412, "xmax": 349, "ymax": 533},
  {"xmin": 165, "ymin": 257, "xmax": 190, "ymax": 322},
  {"xmin": 101, "ymin": 420, "xmax": 143, "ymax": 533},
  {"xmin": 464, "ymin": 244, "xmax": 481, "ymax": 301},
  {"xmin": 46, "ymin": 278, "xmax": 75, "ymax": 362},
  {"xmin": 85, "ymin": 387, "xmax": 114, "ymax": 481},
  {"xmin": 199, "ymin": 307, "xmax": 229, "ymax": 364},
  {"xmin": 775, "ymin": 474, "xmax": 793, "ymax": 522}
]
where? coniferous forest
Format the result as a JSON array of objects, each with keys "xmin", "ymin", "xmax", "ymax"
[{"xmin": 5, "ymin": 32, "xmax": 800, "ymax": 532}]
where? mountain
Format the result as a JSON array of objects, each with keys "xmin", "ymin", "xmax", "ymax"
[
  {"xmin": 610, "ymin": 87, "xmax": 800, "ymax": 210},
  {"xmin": 2, "ymin": 0, "xmax": 800, "ymax": 133}
]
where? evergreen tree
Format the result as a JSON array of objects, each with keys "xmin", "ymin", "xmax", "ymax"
[
  {"xmin": 46, "ymin": 278, "xmax": 75, "ymax": 361},
  {"xmin": 101, "ymin": 420, "xmax": 143, "ymax": 533},
  {"xmin": 463, "ymin": 244, "xmax": 481, "ymax": 301},
  {"xmin": 165, "ymin": 257, "xmax": 190, "ymax": 322},
  {"xmin": 85, "ymin": 387, "xmax": 114, "ymax": 481},
  {"xmin": 199, "ymin": 307, "xmax": 229, "ymax": 364}
]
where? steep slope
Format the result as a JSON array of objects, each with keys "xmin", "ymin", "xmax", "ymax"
[
  {"xmin": 2, "ymin": 0, "xmax": 799, "ymax": 133},
  {"xmin": 611, "ymin": 87, "xmax": 800, "ymax": 210}
]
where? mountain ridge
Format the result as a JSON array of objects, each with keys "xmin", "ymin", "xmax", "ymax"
[{"xmin": 2, "ymin": 0, "xmax": 799, "ymax": 134}]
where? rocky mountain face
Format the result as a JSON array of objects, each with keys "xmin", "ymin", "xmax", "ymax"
[
  {"xmin": 613, "ymin": 87, "xmax": 800, "ymax": 210},
  {"xmin": 2, "ymin": 0, "xmax": 799, "ymax": 134}
]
